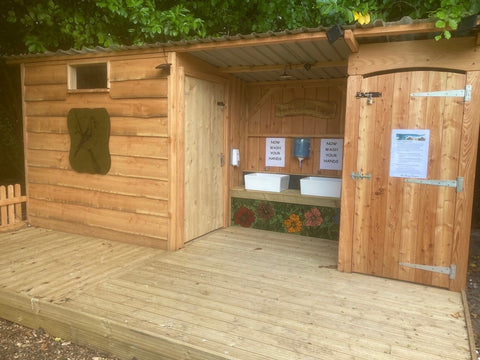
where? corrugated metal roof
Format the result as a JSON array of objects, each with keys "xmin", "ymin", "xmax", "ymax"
[
  {"xmin": 7, "ymin": 17, "xmax": 475, "ymax": 82},
  {"xmin": 187, "ymin": 34, "xmax": 351, "ymax": 81}
]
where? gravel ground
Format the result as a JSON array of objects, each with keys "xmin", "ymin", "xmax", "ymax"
[{"xmin": 0, "ymin": 319, "xmax": 121, "ymax": 360}]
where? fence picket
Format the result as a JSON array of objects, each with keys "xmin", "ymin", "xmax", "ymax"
[
  {"xmin": 0, "ymin": 186, "xmax": 6, "ymax": 226},
  {"xmin": 0, "ymin": 184, "xmax": 27, "ymax": 231},
  {"xmin": 7, "ymin": 185, "xmax": 14, "ymax": 225},
  {"xmin": 15, "ymin": 184, "xmax": 22, "ymax": 222}
]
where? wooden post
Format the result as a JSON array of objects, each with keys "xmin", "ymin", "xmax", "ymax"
[
  {"xmin": 450, "ymin": 71, "xmax": 480, "ymax": 291},
  {"xmin": 21, "ymin": 63, "xmax": 29, "ymax": 224},
  {"xmin": 337, "ymin": 75, "xmax": 362, "ymax": 272},
  {"xmin": 168, "ymin": 52, "xmax": 186, "ymax": 251}
]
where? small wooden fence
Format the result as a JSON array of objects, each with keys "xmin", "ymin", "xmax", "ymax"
[{"xmin": 0, "ymin": 184, "xmax": 27, "ymax": 232}]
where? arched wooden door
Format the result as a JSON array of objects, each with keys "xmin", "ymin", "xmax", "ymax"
[{"xmin": 348, "ymin": 70, "xmax": 468, "ymax": 289}]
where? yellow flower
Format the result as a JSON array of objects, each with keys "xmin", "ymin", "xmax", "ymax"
[
  {"xmin": 284, "ymin": 214, "xmax": 303, "ymax": 233},
  {"xmin": 353, "ymin": 11, "xmax": 370, "ymax": 25}
]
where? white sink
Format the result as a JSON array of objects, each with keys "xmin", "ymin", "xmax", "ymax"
[
  {"xmin": 300, "ymin": 177, "xmax": 341, "ymax": 198},
  {"xmin": 244, "ymin": 173, "xmax": 290, "ymax": 192}
]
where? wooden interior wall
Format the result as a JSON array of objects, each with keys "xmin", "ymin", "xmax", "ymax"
[
  {"xmin": 22, "ymin": 54, "xmax": 170, "ymax": 249},
  {"xmin": 228, "ymin": 77, "xmax": 247, "ymax": 198},
  {"xmin": 241, "ymin": 79, "xmax": 346, "ymax": 185}
]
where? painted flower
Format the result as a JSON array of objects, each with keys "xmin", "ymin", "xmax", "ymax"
[
  {"xmin": 284, "ymin": 214, "xmax": 302, "ymax": 233},
  {"xmin": 256, "ymin": 202, "xmax": 274, "ymax": 221},
  {"xmin": 234, "ymin": 206, "xmax": 256, "ymax": 228},
  {"xmin": 304, "ymin": 208, "xmax": 323, "ymax": 227}
]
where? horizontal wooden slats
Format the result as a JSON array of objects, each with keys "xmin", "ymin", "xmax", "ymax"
[
  {"xmin": 24, "ymin": 84, "xmax": 67, "ymax": 101},
  {"xmin": 110, "ymin": 78, "xmax": 168, "ymax": 99},
  {"xmin": 27, "ymin": 116, "xmax": 168, "ymax": 137},
  {"xmin": 108, "ymin": 116, "xmax": 168, "ymax": 136},
  {"xmin": 25, "ymin": 95, "xmax": 167, "ymax": 117},
  {"xmin": 28, "ymin": 167, "xmax": 168, "ymax": 200},
  {"xmin": 24, "ymin": 63, "xmax": 67, "ymax": 85},
  {"xmin": 26, "ymin": 116, "xmax": 66, "ymax": 133},
  {"xmin": 28, "ymin": 198, "xmax": 167, "ymax": 239},
  {"xmin": 28, "ymin": 183, "xmax": 167, "ymax": 216},
  {"xmin": 110, "ymin": 57, "xmax": 169, "ymax": 81},
  {"xmin": 27, "ymin": 150, "xmax": 168, "ymax": 180},
  {"xmin": 27, "ymin": 133, "xmax": 69, "ymax": 150},
  {"xmin": 27, "ymin": 133, "xmax": 168, "ymax": 158},
  {"xmin": 22, "ymin": 56, "xmax": 172, "ymax": 245},
  {"xmin": 108, "ymin": 155, "xmax": 168, "ymax": 179},
  {"xmin": 108, "ymin": 136, "xmax": 168, "ymax": 159},
  {"xmin": 27, "ymin": 217, "xmax": 167, "ymax": 249},
  {"xmin": 0, "ymin": 227, "xmax": 471, "ymax": 359}
]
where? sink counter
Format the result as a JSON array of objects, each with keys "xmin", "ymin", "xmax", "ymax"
[{"xmin": 231, "ymin": 187, "xmax": 340, "ymax": 208}]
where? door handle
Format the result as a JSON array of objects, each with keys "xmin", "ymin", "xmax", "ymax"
[{"xmin": 351, "ymin": 171, "xmax": 371, "ymax": 180}]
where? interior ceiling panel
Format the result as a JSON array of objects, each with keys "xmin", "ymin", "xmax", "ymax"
[{"xmin": 188, "ymin": 38, "xmax": 351, "ymax": 82}]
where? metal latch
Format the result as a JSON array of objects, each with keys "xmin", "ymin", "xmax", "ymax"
[
  {"xmin": 411, "ymin": 85, "xmax": 471, "ymax": 102},
  {"xmin": 356, "ymin": 92, "xmax": 382, "ymax": 105},
  {"xmin": 351, "ymin": 171, "xmax": 371, "ymax": 180},
  {"xmin": 400, "ymin": 263, "xmax": 456, "ymax": 279},
  {"xmin": 404, "ymin": 177, "xmax": 463, "ymax": 193}
]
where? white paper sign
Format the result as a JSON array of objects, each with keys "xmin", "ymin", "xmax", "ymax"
[
  {"xmin": 389, "ymin": 129, "xmax": 430, "ymax": 179},
  {"xmin": 320, "ymin": 138, "xmax": 343, "ymax": 170},
  {"xmin": 265, "ymin": 138, "xmax": 285, "ymax": 167}
]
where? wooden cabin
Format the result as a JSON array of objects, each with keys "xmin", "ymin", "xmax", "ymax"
[{"xmin": 7, "ymin": 19, "xmax": 480, "ymax": 291}]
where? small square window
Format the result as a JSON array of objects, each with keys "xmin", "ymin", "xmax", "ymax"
[{"xmin": 68, "ymin": 63, "xmax": 109, "ymax": 90}]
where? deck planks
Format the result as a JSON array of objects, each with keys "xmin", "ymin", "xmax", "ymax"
[{"xmin": 0, "ymin": 226, "xmax": 471, "ymax": 360}]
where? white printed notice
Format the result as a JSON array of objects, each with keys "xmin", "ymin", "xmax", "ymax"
[
  {"xmin": 389, "ymin": 129, "xmax": 430, "ymax": 178},
  {"xmin": 320, "ymin": 138, "xmax": 343, "ymax": 170},
  {"xmin": 265, "ymin": 138, "xmax": 285, "ymax": 167}
]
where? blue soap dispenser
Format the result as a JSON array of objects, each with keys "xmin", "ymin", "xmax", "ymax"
[{"xmin": 293, "ymin": 138, "xmax": 311, "ymax": 168}]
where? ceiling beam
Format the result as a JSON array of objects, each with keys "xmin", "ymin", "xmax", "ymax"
[
  {"xmin": 217, "ymin": 60, "xmax": 347, "ymax": 74},
  {"xmin": 343, "ymin": 30, "xmax": 359, "ymax": 53}
]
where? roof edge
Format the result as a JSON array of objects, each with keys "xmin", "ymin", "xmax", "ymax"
[{"xmin": 5, "ymin": 17, "xmax": 478, "ymax": 63}]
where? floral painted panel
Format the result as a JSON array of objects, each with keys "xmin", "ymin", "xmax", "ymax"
[{"xmin": 231, "ymin": 198, "xmax": 340, "ymax": 240}]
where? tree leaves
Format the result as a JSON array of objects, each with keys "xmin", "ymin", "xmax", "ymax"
[
  {"xmin": 1, "ymin": 0, "xmax": 206, "ymax": 54},
  {"xmin": 0, "ymin": 0, "xmax": 479, "ymax": 54}
]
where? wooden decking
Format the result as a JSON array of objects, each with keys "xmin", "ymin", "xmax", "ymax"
[{"xmin": 0, "ymin": 226, "xmax": 471, "ymax": 359}]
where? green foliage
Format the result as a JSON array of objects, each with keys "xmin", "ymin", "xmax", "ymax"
[
  {"xmin": 1, "ymin": 0, "xmax": 479, "ymax": 54},
  {"xmin": 1, "ymin": 0, "xmax": 207, "ymax": 54},
  {"xmin": 316, "ymin": 0, "xmax": 480, "ymax": 40}
]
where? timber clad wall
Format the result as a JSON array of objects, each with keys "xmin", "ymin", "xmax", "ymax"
[
  {"xmin": 23, "ymin": 55, "xmax": 169, "ymax": 249},
  {"xmin": 242, "ymin": 79, "xmax": 346, "ymax": 180},
  {"xmin": 228, "ymin": 77, "xmax": 248, "ymax": 191}
]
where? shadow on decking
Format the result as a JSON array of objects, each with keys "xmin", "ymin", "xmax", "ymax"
[{"xmin": 0, "ymin": 226, "xmax": 472, "ymax": 360}]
